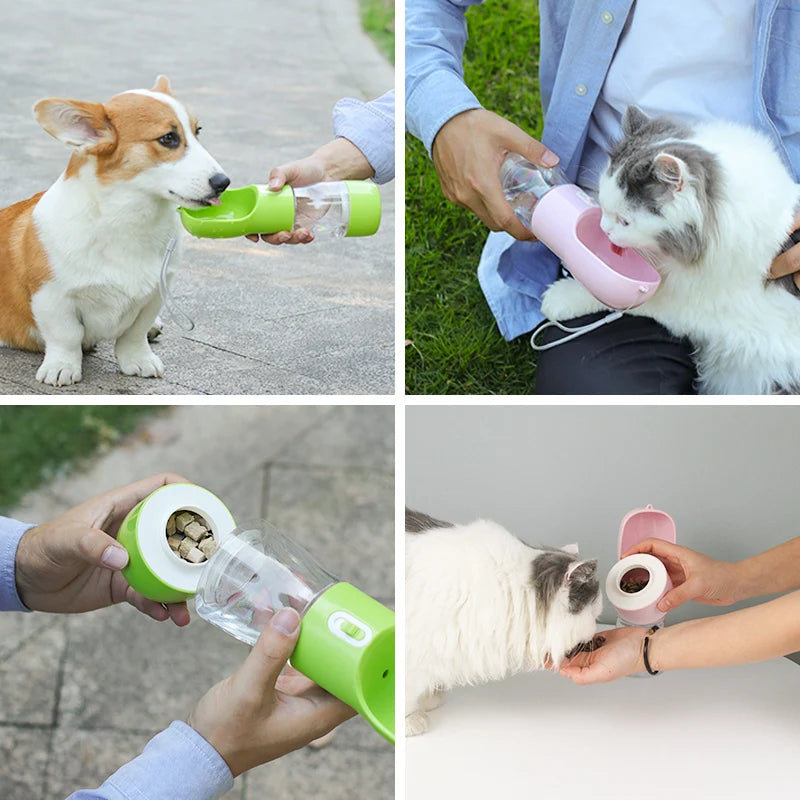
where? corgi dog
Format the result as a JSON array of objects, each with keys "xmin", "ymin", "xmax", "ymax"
[{"xmin": 0, "ymin": 75, "xmax": 229, "ymax": 386}]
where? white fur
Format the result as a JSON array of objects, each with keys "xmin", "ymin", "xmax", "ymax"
[
  {"xmin": 542, "ymin": 121, "xmax": 800, "ymax": 394},
  {"xmin": 405, "ymin": 519, "xmax": 601, "ymax": 736},
  {"xmin": 28, "ymin": 88, "xmax": 224, "ymax": 386}
]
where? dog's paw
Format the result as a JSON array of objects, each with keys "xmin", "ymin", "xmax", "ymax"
[
  {"xmin": 36, "ymin": 358, "xmax": 82, "ymax": 387},
  {"xmin": 541, "ymin": 278, "xmax": 604, "ymax": 321},
  {"xmin": 147, "ymin": 317, "xmax": 164, "ymax": 342},
  {"xmin": 117, "ymin": 348, "xmax": 164, "ymax": 378},
  {"xmin": 405, "ymin": 711, "xmax": 429, "ymax": 737}
]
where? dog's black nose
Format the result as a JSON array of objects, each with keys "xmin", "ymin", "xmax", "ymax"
[{"xmin": 209, "ymin": 173, "xmax": 230, "ymax": 195}]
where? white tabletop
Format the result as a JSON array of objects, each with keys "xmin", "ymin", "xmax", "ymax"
[{"xmin": 406, "ymin": 657, "xmax": 800, "ymax": 799}]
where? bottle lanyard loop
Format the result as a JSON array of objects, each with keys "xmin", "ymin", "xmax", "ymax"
[{"xmin": 530, "ymin": 309, "xmax": 626, "ymax": 352}]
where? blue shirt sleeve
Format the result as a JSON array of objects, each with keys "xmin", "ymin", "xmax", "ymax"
[
  {"xmin": 332, "ymin": 89, "xmax": 395, "ymax": 184},
  {"xmin": 66, "ymin": 722, "xmax": 234, "ymax": 800},
  {"xmin": 406, "ymin": 0, "xmax": 485, "ymax": 154},
  {"xmin": 0, "ymin": 516, "xmax": 34, "ymax": 612}
]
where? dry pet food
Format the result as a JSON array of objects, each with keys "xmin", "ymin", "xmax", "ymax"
[
  {"xmin": 565, "ymin": 636, "xmax": 607, "ymax": 660},
  {"xmin": 620, "ymin": 579, "xmax": 649, "ymax": 594},
  {"xmin": 166, "ymin": 509, "xmax": 217, "ymax": 563}
]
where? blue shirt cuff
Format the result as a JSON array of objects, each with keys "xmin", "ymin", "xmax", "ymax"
[
  {"xmin": 68, "ymin": 721, "xmax": 234, "ymax": 800},
  {"xmin": 332, "ymin": 91, "xmax": 395, "ymax": 184},
  {"xmin": 406, "ymin": 69, "xmax": 482, "ymax": 155},
  {"xmin": 0, "ymin": 516, "xmax": 35, "ymax": 613}
]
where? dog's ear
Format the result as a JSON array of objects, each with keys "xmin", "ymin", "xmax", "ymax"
[
  {"xmin": 33, "ymin": 99, "xmax": 117, "ymax": 154},
  {"xmin": 152, "ymin": 75, "xmax": 173, "ymax": 95}
]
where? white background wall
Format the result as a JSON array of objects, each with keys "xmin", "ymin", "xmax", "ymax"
[{"xmin": 407, "ymin": 404, "xmax": 799, "ymax": 624}]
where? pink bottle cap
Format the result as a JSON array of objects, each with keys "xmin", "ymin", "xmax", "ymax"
[{"xmin": 618, "ymin": 504, "xmax": 677, "ymax": 558}]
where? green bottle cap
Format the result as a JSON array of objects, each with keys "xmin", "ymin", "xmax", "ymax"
[
  {"xmin": 343, "ymin": 181, "xmax": 382, "ymax": 237},
  {"xmin": 117, "ymin": 484, "xmax": 237, "ymax": 603},
  {"xmin": 292, "ymin": 582, "xmax": 395, "ymax": 743},
  {"xmin": 179, "ymin": 185, "xmax": 295, "ymax": 238}
]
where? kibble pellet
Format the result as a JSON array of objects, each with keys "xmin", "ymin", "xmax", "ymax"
[{"xmin": 166, "ymin": 510, "xmax": 216, "ymax": 564}]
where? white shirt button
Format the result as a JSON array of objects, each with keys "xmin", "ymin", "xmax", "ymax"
[
  {"xmin": 575, "ymin": 84, "xmax": 588, "ymax": 96},
  {"xmin": 601, "ymin": 11, "xmax": 613, "ymax": 24}
]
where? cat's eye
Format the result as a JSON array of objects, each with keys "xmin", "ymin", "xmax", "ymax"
[{"xmin": 616, "ymin": 215, "xmax": 630, "ymax": 227}]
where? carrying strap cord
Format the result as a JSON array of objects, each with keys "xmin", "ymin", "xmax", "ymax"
[
  {"xmin": 159, "ymin": 236, "xmax": 196, "ymax": 332},
  {"xmin": 530, "ymin": 308, "xmax": 626, "ymax": 352}
]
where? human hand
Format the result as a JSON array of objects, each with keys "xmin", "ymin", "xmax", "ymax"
[
  {"xmin": 15, "ymin": 473, "xmax": 190, "ymax": 625},
  {"xmin": 623, "ymin": 538, "xmax": 739, "ymax": 612},
  {"xmin": 187, "ymin": 607, "xmax": 356, "ymax": 777},
  {"xmin": 431, "ymin": 108, "xmax": 559, "ymax": 240},
  {"xmin": 247, "ymin": 137, "xmax": 374, "ymax": 246},
  {"xmin": 559, "ymin": 627, "xmax": 647, "ymax": 684},
  {"xmin": 768, "ymin": 211, "xmax": 800, "ymax": 289}
]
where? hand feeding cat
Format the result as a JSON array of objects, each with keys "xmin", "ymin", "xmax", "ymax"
[
  {"xmin": 405, "ymin": 509, "xmax": 602, "ymax": 737},
  {"xmin": 540, "ymin": 106, "xmax": 800, "ymax": 394}
]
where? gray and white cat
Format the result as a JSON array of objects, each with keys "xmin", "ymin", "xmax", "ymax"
[
  {"xmin": 405, "ymin": 509, "xmax": 602, "ymax": 736},
  {"xmin": 541, "ymin": 106, "xmax": 800, "ymax": 394}
]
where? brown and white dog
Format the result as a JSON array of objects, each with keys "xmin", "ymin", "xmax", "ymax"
[{"xmin": 0, "ymin": 75, "xmax": 228, "ymax": 386}]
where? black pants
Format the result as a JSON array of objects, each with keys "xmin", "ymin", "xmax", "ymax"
[{"xmin": 534, "ymin": 312, "xmax": 698, "ymax": 395}]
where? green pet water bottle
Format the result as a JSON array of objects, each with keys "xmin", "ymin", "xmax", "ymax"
[
  {"xmin": 178, "ymin": 180, "xmax": 381, "ymax": 239},
  {"xmin": 117, "ymin": 485, "xmax": 395, "ymax": 743}
]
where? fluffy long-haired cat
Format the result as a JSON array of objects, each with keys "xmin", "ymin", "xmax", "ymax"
[
  {"xmin": 541, "ymin": 106, "xmax": 800, "ymax": 394},
  {"xmin": 405, "ymin": 509, "xmax": 602, "ymax": 736}
]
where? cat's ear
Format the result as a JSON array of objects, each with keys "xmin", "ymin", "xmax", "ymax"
[
  {"xmin": 622, "ymin": 105, "xmax": 649, "ymax": 136},
  {"xmin": 561, "ymin": 543, "xmax": 580, "ymax": 556},
  {"xmin": 654, "ymin": 153, "xmax": 687, "ymax": 192},
  {"xmin": 564, "ymin": 559, "xmax": 597, "ymax": 586}
]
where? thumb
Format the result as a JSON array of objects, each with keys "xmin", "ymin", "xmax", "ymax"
[
  {"xmin": 237, "ymin": 608, "xmax": 302, "ymax": 691},
  {"xmin": 504, "ymin": 126, "xmax": 560, "ymax": 169},
  {"xmin": 267, "ymin": 167, "xmax": 291, "ymax": 192},
  {"xmin": 658, "ymin": 579, "xmax": 697, "ymax": 612},
  {"xmin": 78, "ymin": 527, "xmax": 129, "ymax": 571}
]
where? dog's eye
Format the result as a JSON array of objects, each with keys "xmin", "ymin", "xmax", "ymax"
[
  {"xmin": 616, "ymin": 215, "xmax": 630, "ymax": 227},
  {"xmin": 195, "ymin": 126, "xmax": 202, "ymax": 137},
  {"xmin": 158, "ymin": 131, "xmax": 181, "ymax": 149}
]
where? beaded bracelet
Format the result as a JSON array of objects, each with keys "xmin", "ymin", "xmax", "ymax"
[{"xmin": 643, "ymin": 625, "xmax": 660, "ymax": 675}]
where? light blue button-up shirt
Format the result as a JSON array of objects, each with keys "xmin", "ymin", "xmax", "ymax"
[
  {"xmin": 333, "ymin": 90, "xmax": 395, "ymax": 184},
  {"xmin": 406, "ymin": 0, "xmax": 800, "ymax": 340}
]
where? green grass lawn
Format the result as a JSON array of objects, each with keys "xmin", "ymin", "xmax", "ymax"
[
  {"xmin": 405, "ymin": 0, "xmax": 543, "ymax": 394},
  {"xmin": 0, "ymin": 407, "xmax": 164, "ymax": 512},
  {"xmin": 360, "ymin": 0, "xmax": 395, "ymax": 63}
]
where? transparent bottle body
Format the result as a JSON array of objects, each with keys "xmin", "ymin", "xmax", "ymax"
[
  {"xmin": 293, "ymin": 182, "xmax": 351, "ymax": 239},
  {"xmin": 194, "ymin": 521, "xmax": 336, "ymax": 647},
  {"xmin": 500, "ymin": 152, "xmax": 570, "ymax": 230}
]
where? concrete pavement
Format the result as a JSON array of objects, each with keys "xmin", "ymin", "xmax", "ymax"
[
  {"xmin": 0, "ymin": 405, "xmax": 394, "ymax": 799},
  {"xmin": 0, "ymin": 0, "xmax": 394, "ymax": 395}
]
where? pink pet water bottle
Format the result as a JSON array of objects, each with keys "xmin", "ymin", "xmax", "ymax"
[
  {"xmin": 605, "ymin": 505, "xmax": 676, "ymax": 628},
  {"xmin": 501, "ymin": 153, "xmax": 660, "ymax": 309}
]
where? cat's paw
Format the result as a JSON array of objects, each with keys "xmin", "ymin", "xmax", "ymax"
[
  {"xmin": 541, "ymin": 279, "xmax": 604, "ymax": 321},
  {"xmin": 418, "ymin": 692, "xmax": 444, "ymax": 712},
  {"xmin": 406, "ymin": 711, "xmax": 429, "ymax": 737}
]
